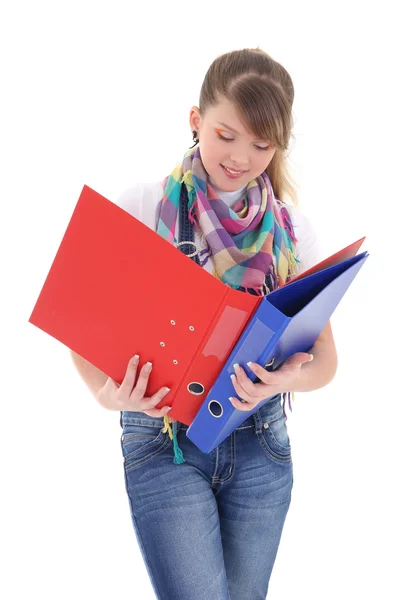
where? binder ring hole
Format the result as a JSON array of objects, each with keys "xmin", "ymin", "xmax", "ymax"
[
  {"xmin": 208, "ymin": 400, "xmax": 223, "ymax": 418},
  {"xmin": 160, "ymin": 342, "xmax": 165, "ymax": 347},
  {"xmin": 170, "ymin": 320, "xmax": 176, "ymax": 326},
  {"xmin": 173, "ymin": 360, "xmax": 178, "ymax": 365},
  {"xmin": 189, "ymin": 326, "xmax": 195, "ymax": 331},
  {"xmin": 187, "ymin": 382, "xmax": 205, "ymax": 396}
]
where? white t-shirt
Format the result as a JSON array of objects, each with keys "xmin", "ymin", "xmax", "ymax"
[{"xmin": 113, "ymin": 179, "xmax": 324, "ymax": 278}]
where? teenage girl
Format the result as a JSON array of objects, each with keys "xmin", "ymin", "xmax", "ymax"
[{"xmin": 71, "ymin": 47, "xmax": 338, "ymax": 600}]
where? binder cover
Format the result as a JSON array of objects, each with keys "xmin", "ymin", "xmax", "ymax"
[
  {"xmin": 28, "ymin": 185, "xmax": 259, "ymax": 424},
  {"xmin": 28, "ymin": 185, "xmax": 368, "ymax": 431}
]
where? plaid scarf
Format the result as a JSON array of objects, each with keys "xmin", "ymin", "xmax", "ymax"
[{"xmin": 157, "ymin": 145, "xmax": 299, "ymax": 295}]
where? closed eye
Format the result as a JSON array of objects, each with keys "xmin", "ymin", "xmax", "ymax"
[{"xmin": 217, "ymin": 133, "xmax": 269, "ymax": 151}]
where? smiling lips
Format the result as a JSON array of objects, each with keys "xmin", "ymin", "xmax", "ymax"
[
  {"xmin": 224, "ymin": 165, "xmax": 244, "ymax": 172},
  {"xmin": 222, "ymin": 165, "xmax": 247, "ymax": 177}
]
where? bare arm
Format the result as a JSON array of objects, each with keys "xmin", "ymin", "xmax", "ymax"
[{"xmin": 293, "ymin": 320, "xmax": 338, "ymax": 392}]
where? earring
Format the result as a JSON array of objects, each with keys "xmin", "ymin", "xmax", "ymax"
[{"xmin": 189, "ymin": 129, "xmax": 199, "ymax": 148}]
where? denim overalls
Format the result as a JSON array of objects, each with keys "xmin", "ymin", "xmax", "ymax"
[{"xmin": 119, "ymin": 184, "xmax": 294, "ymax": 600}]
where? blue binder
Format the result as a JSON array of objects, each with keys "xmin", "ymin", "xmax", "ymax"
[{"xmin": 186, "ymin": 251, "xmax": 369, "ymax": 453}]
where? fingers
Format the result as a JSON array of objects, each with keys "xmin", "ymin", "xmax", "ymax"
[
  {"xmin": 142, "ymin": 405, "xmax": 172, "ymax": 418},
  {"xmin": 229, "ymin": 396, "xmax": 253, "ymax": 412},
  {"xmin": 118, "ymin": 356, "xmax": 172, "ymax": 415},
  {"xmin": 140, "ymin": 387, "xmax": 171, "ymax": 416},
  {"xmin": 118, "ymin": 355, "xmax": 140, "ymax": 397},
  {"xmin": 131, "ymin": 361, "xmax": 154, "ymax": 399},
  {"xmin": 288, "ymin": 352, "xmax": 313, "ymax": 365},
  {"xmin": 119, "ymin": 356, "xmax": 154, "ymax": 398},
  {"xmin": 280, "ymin": 352, "xmax": 313, "ymax": 370},
  {"xmin": 231, "ymin": 363, "xmax": 258, "ymax": 395},
  {"xmin": 230, "ymin": 373, "xmax": 261, "ymax": 404}
]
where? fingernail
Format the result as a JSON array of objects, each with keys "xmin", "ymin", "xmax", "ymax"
[
  {"xmin": 230, "ymin": 374, "xmax": 236, "ymax": 381},
  {"xmin": 166, "ymin": 407, "xmax": 172, "ymax": 412},
  {"xmin": 308, "ymin": 354, "xmax": 314, "ymax": 362},
  {"xmin": 132, "ymin": 355, "xmax": 139, "ymax": 364},
  {"xmin": 233, "ymin": 363, "xmax": 239, "ymax": 371},
  {"xmin": 164, "ymin": 387, "xmax": 171, "ymax": 393},
  {"xmin": 145, "ymin": 362, "xmax": 152, "ymax": 371}
]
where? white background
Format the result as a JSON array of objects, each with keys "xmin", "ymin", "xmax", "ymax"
[{"xmin": 1, "ymin": 1, "xmax": 399, "ymax": 598}]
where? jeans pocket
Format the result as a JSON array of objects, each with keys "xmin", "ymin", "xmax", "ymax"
[
  {"xmin": 121, "ymin": 422, "xmax": 172, "ymax": 471},
  {"xmin": 256, "ymin": 409, "xmax": 292, "ymax": 464}
]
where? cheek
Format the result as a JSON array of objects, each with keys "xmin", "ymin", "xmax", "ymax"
[
  {"xmin": 254, "ymin": 151, "xmax": 273, "ymax": 171},
  {"xmin": 204, "ymin": 141, "xmax": 223, "ymax": 160},
  {"xmin": 200, "ymin": 143, "xmax": 223, "ymax": 171}
]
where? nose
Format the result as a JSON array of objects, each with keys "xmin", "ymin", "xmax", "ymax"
[{"xmin": 229, "ymin": 152, "xmax": 249, "ymax": 170}]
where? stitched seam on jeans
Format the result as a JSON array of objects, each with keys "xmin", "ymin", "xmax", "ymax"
[
  {"xmin": 122, "ymin": 421, "xmax": 164, "ymax": 429},
  {"xmin": 121, "ymin": 430, "xmax": 165, "ymax": 456},
  {"xmin": 211, "ymin": 431, "xmax": 236, "ymax": 484},
  {"xmin": 124, "ymin": 435, "xmax": 171, "ymax": 472},
  {"xmin": 212, "ymin": 469, "xmax": 235, "ymax": 484},
  {"xmin": 121, "ymin": 434, "xmax": 155, "ymax": 442},
  {"xmin": 262, "ymin": 409, "xmax": 284, "ymax": 426},
  {"xmin": 256, "ymin": 431, "xmax": 292, "ymax": 463},
  {"xmin": 267, "ymin": 428, "xmax": 291, "ymax": 452},
  {"xmin": 211, "ymin": 445, "xmax": 219, "ymax": 481}
]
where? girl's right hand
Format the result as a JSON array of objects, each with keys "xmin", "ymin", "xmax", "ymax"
[{"xmin": 95, "ymin": 355, "xmax": 172, "ymax": 417}]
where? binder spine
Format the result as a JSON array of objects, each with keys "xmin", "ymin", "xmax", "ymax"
[
  {"xmin": 171, "ymin": 289, "xmax": 229, "ymax": 391},
  {"xmin": 165, "ymin": 287, "xmax": 261, "ymax": 425},
  {"xmin": 186, "ymin": 300, "xmax": 290, "ymax": 452}
]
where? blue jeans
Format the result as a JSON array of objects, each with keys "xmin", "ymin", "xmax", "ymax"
[{"xmin": 119, "ymin": 393, "xmax": 293, "ymax": 600}]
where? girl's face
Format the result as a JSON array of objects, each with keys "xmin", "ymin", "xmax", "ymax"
[{"xmin": 189, "ymin": 96, "xmax": 277, "ymax": 191}]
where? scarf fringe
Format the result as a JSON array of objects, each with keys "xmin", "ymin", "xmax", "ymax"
[
  {"xmin": 162, "ymin": 416, "xmax": 185, "ymax": 464},
  {"xmin": 282, "ymin": 391, "xmax": 295, "ymax": 420},
  {"xmin": 286, "ymin": 247, "xmax": 300, "ymax": 278},
  {"xmin": 187, "ymin": 203, "xmax": 198, "ymax": 229},
  {"xmin": 281, "ymin": 206, "xmax": 298, "ymax": 244}
]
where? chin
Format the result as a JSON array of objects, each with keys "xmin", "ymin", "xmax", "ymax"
[{"xmin": 212, "ymin": 171, "xmax": 249, "ymax": 191}]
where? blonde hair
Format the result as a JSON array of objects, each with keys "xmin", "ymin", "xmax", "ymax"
[{"xmin": 199, "ymin": 47, "xmax": 299, "ymax": 207}]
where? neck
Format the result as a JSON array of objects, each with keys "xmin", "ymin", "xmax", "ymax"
[{"xmin": 209, "ymin": 176, "xmax": 247, "ymax": 207}]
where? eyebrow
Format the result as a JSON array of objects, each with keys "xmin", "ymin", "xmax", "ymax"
[
  {"xmin": 217, "ymin": 121, "xmax": 241, "ymax": 135},
  {"xmin": 217, "ymin": 121, "xmax": 268, "ymax": 143}
]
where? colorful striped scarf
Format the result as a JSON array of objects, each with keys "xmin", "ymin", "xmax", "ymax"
[
  {"xmin": 157, "ymin": 144, "xmax": 300, "ymax": 463},
  {"xmin": 157, "ymin": 145, "xmax": 299, "ymax": 295}
]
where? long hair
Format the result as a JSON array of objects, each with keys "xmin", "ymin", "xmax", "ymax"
[{"xmin": 198, "ymin": 47, "xmax": 299, "ymax": 207}]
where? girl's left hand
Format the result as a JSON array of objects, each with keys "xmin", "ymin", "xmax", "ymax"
[{"xmin": 229, "ymin": 352, "xmax": 313, "ymax": 412}]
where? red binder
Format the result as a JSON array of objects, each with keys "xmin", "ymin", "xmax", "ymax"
[{"xmin": 29, "ymin": 185, "xmax": 365, "ymax": 425}]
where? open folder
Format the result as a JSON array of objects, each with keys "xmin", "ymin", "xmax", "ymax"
[{"xmin": 29, "ymin": 185, "xmax": 369, "ymax": 446}]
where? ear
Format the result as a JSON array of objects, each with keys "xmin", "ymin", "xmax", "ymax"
[{"xmin": 189, "ymin": 106, "xmax": 201, "ymax": 132}]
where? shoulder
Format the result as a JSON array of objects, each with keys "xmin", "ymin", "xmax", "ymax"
[
  {"xmin": 113, "ymin": 182, "xmax": 144, "ymax": 219},
  {"xmin": 113, "ymin": 180, "xmax": 165, "ymax": 230},
  {"xmin": 283, "ymin": 202, "xmax": 325, "ymax": 275}
]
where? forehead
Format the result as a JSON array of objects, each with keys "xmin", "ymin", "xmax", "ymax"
[{"xmin": 205, "ymin": 97, "xmax": 242, "ymax": 124}]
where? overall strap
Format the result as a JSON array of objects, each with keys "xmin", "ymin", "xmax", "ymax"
[
  {"xmin": 177, "ymin": 184, "xmax": 200, "ymax": 265},
  {"xmin": 162, "ymin": 183, "xmax": 201, "ymax": 465}
]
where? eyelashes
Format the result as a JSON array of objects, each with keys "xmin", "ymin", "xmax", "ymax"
[{"xmin": 216, "ymin": 133, "xmax": 269, "ymax": 151}]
